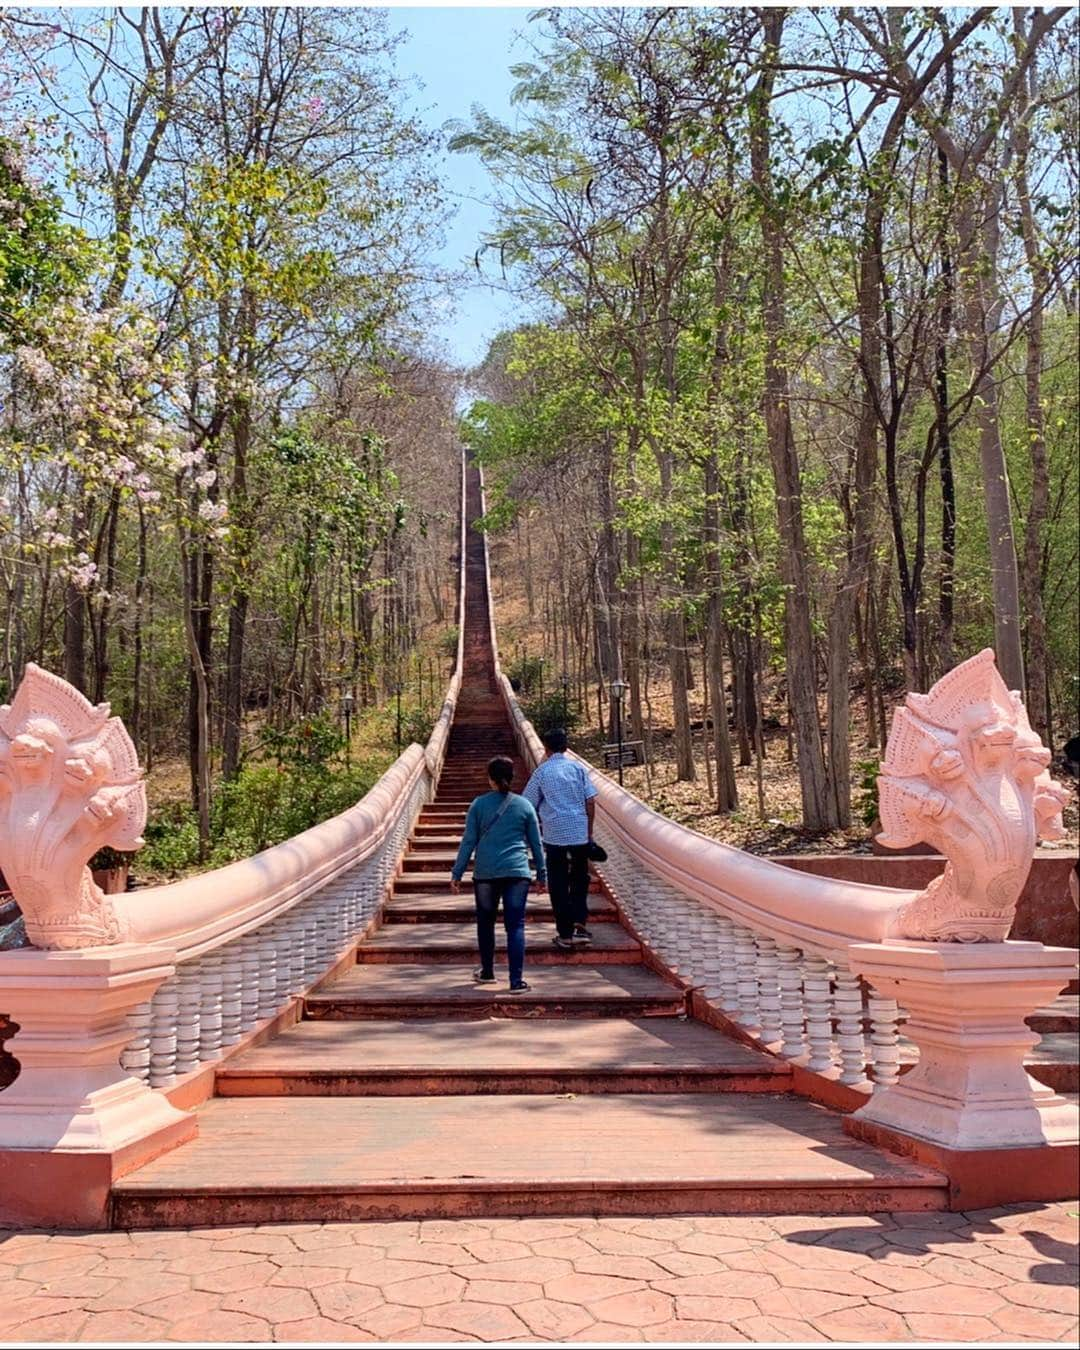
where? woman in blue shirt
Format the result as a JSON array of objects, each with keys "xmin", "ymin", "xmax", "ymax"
[{"xmin": 450, "ymin": 756, "xmax": 547, "ymax": 992}]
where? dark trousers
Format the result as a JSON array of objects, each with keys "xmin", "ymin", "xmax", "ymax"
[
  {"xmin": 545, "ymin": 843, "xmax": 590, "ymax": 939},
  {"xmin": 474, "ymin": 877, "xmax": 530, "ymax": 986}
]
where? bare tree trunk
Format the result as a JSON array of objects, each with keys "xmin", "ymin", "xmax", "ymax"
[
  {"xmin": 63, "ymin": 496, "xmax": 88, "ymax": 693},
  {"xmin": 750, "ymin": 8, "xmax": 833, "ymax": 829},
  {"xmin": 1013, "ymin": 15, "xmax": 1050, "ymax": 734}
]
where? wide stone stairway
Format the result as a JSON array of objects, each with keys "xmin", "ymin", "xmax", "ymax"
[{"xmin": 111, "ymin": 468, "xmax": 949, "ymax": 1228}]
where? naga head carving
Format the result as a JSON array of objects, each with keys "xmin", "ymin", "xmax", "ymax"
[
  {"xmin": 879, "ymin": 648, "xmax": 1071, "ymax": 943},
  {"xmin": 0, "ymin": 664, "xmax": 146, "ymax": 949}
]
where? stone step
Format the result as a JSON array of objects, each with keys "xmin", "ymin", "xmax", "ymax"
[
  {"xmin": 111, "ymin": 1092, "xmax": 948, "ymax": 1227},
  {"xmin": 305, "ymin": 962, "xmax": 687, "ymax": 1020},
  {"xmin": 356, "ymin": 921, "xmax": 641, "ymax": 965},
  {"xmin": 1028, "ymin": 995, "xmax": 1078, "ymax": 1035},
  {"xmin": 382, "ymin": 892, "xmax": 617, "ymax": 923},
  {"xmin": 392, "ymin": 871, "xmax": 604, "ymax": 894},
  {"xmin": 215, "ymin": 1016, "xmax": 791, "ymax": 1097}
]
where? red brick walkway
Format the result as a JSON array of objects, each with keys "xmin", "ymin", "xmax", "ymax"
[{"xmin": 1, "ymin": 1203, "xmax": 1075, "ymax": 1343}]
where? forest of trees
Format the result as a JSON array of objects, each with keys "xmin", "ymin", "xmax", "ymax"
[
  {"xmin": 0, "ymin": 8, "xmax": 460, "ymax": 867},
  {"xmin": 459, "ymin": 6, "xmax": 1079, "ymax": 833},
  {"xmin": 0, "ymin": 6, "xmax": 1077, "ymax": 863}
]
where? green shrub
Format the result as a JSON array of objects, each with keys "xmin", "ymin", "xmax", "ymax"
[
  {"xmin": 522, "ymin": 690, "xmax": 580, "ymax": 737},
  {"xmin": 506, "ymin": 654, "xmax": 545, "ymax": 693},
  {"xmin": 854, "ymin": 757, "xmax": 882, "ymax": 827},
  {"xmin": 401, "ymin": 707, "xmax": 435, "ymax": 746},
  {"xmin": 139, "ymin": 808, "xmax": 202, "ymax": 879}
]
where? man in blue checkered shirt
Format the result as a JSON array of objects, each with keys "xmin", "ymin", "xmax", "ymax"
[{"xmin": 522, "ymin": 727, "xmax": 598, "ymax": 948}]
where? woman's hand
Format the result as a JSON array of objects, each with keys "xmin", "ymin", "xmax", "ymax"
[{"xmin": 450, "ymin": 879, "xmax": 461, "ymax": 895}]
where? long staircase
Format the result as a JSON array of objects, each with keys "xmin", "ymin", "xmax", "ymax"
[{"xmin": 110, "ymin": 465, "xmax": 949, "ymax": 1227}]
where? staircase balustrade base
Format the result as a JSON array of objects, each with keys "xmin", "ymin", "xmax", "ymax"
[
  {"xmin": 0, "ymin": 1113, "xmax": 196, "ymax": 1230},
  {"xmin": 848, "ymin": 939, "xmax": 1079, "ymax": 1150},
  {"xmin": 844, "ymin": 1115, "xmax": 1080, "ymax": 1210}
]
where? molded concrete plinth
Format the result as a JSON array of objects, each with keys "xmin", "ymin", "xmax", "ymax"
[
  {"xmin": 0, "ymin": 943, "xmax": 194, "ymax": 1226},
  {"xmin": 845, "ymin": 1115, "xmax": 1080, "ymax": 1209},
  {"xmin": 848, "ymin": 939, "xmax": 1079, "ymax": 1150}
]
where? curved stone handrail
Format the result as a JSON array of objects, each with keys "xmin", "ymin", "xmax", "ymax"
[
  {"xmin": 113, "ymin": 745, "xmax": 427, "ymax": 961},
  {"xmin": 425, "ymin": 446, "xmax": 468, "ymax": 785},
  {"xmin": 502, "ymin": 680, "xmax": 916, "ymax": 956}
]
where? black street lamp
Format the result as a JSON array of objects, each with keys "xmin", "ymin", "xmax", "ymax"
[
  {"xmin": 538, "ymin": 656, "xmax": 545, "ymax": 700},
  {"xmin": 341, "ymin": 691, "xmax": 355, "ymax": 763},
  {"xmin": 610, "ymin": 678, "xmax": 627, "ymax": 786},
  {"xmin": 560, "ymin": 672, "xmax": 570, "ymax": 727}
]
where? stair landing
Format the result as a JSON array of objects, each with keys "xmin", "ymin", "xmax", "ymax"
[{"xmin": 112, "ymin": 1092, "xmax": 947, "ymax": 1227}]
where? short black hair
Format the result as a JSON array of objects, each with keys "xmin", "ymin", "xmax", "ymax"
[
  {"xmin": 488, "ymin": 755, "xmax": 515, "ymax": 791},
  {"xmin": 543, "ymin": 727, "xmax": 568, "ymax": 753}
]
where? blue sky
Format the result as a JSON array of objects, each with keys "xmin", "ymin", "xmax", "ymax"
[{"xmin": 390, "ymin": 6, "xmax": 541, "ymax": 370}]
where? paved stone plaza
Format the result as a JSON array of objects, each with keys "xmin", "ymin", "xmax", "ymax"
[{"xmin": 0, "ymin": 1203, "xmax": 1076, "ymax": 1344}]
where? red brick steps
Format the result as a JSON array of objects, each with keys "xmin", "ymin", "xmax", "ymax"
[
  {"xmin": 383, "ymin": 892, "xmax": 617, "ymax": 923},
  {"xmin": 109, "ymin": 454, "xmax": 953, "ymax": 1227},
  {"xmin": 356, "ymin": 921, "xmax": 640, "ymax": 964},
  {"xmin": 214, "ymin": 1016, "xmax": 791, "ymax": 1097},
  {"xmin": 110, "ymin": 1092, "xmax": 947, "ymax": 1228},
  {"xmin": 305, "ymin": 962, "xmax": 688, "ymax": 1020}
]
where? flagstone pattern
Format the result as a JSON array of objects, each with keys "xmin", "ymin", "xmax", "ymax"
[{"xmin": 0, "ymin": 1204, "xmax": 1075, "ymax": 1343}]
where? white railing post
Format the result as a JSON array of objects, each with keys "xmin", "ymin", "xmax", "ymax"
[{"xmin": 776, "ymin": 945, "xmax": 806, "ymax": 1060}]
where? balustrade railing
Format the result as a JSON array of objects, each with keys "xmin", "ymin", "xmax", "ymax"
[
  {"xmin": 0, "ymin": 455, "xmax": 468, "ymax": 1207},
  {"xmin": 481, "ymin": 410, "xmax": 1076, "ymax": 1161}
]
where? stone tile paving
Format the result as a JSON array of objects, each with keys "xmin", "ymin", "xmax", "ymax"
[{"xmin": 0, "ymin": 1203, "xmax": 1076, "ymax": 1344}]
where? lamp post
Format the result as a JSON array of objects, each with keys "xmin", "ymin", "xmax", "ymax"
[
  {"xmin": 560, "ymin": 672, "xmax": 570, "ymax": 728},
  {"xmin": 392, "ymin": 681, "xmax": 403, "ymax": 753},
  {"xmin": 610, "ymin": 678, "xmax": 627, "ymax": 786},
  {"xmin": 341, "ymin": 691, "xmax": 355, "ymax": 764},
  {"xmin": 538, "ymin": 656, "xmax": 545, "ymax": 700}
]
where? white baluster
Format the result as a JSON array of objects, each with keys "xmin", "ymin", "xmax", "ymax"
[
  {"xmin": 148, "ymin": 981, "xmax": 179, "ymax": 1088},
  {"xmin": 802, "ymin": 953, "xmax": 835, "ymax": 1073},
  {"xmin": 834, "ymin": 969, "xmax": 868, "ymax": 1085},
  {"xmin": 220, "ymin": 946, "xmax": 243, "ymax": 1047},
  {"xmin": 256, "ymin": 927, "xmax": 279, "ymax": 1020},
  {"xmin": 287, "ymin": 914, "xmax": 306, "ymax": 995},
  {"xmin": 868, "ymin": 991, "xmax": 902, "ymax": 1090},
  {"xmin": 777, "ymin": 945, "xmax": 806, "ymax": 1059},
  {"xmin": 198, "ymin": 952, "xmax": 224, "ymax": 1062},
  {"xmin": 699, "ymin": 914, "xmax": 724, "ymax": 1005},
  {"xmin": 733, "ymin": 924, "xmax": 760, "ymax": 1030},
  {"xmin": 276, "ymin": 919, "xmax": 295, "ymax": 1003},
  {"xmin": 315, "ymin": 903, "xmax": 332, "ymax": 970},
  {"xmin": 240, "ymin": 936, "xmax": 262, "ymax": 1032},
  {"xmin": 303, "ymin": 908, "xmax": 319, "ymax": 984},
  {"xmin": 121, "ymin": 1000, "xmax": 152, "ymax": 1083},
  {"xmin": 716, "ymin": 915, "xmax": 740, "ymax": 1012},
  {"xmin": 755, "ymin": 935, "xmax": 782, "ymax": 1046},
  {"xmin": 174, "ymin": 965, "xmax": 202, "ymax": 1076}
]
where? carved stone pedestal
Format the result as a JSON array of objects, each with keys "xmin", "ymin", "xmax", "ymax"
[
  {"xmin": 848, "ymin": 939, "xmax": 1078, "ymax": 1149},
  {"xmin": 0, "ymin": 944, "xmax": 195, "ymax": 1227}
]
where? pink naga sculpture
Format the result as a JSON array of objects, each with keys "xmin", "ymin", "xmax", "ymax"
[
  {"xmin": 879, "ymin": 648, "xmax": 1071, "ymax": 942},
  {"xmin": 0, "ymin": 664, "xmax": 147, "ymax": 949}
]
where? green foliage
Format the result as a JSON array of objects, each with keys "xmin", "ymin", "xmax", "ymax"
[
  {"xmin": 139, "ymin": 751, "xmax": 390, "ymax": 879},
  {"xmin": 522, "ymin": 690, "xmax": 580, "ymax": 737},
  {"xmin": 260, "ymin": 712, "xmax": 346, "ymax": 770},
  {"xmin": 506, "ymin": 654, "xmax": 545, "ymax": 693},
  {"xmin": 854, "ymin": 758, "xmax": 882, "ymax": 829},
  {"xmin": 400, "ymin": 707, "xmax": 435, "ymax": 746},
  {"xmin": 0, "ymin": 138, "xmax": 93, "ymax": 344}
]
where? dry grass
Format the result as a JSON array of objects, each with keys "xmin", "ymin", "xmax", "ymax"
[{"xmin": 492, "ymin": 577, "xmax": 1079, "ymax": 855}]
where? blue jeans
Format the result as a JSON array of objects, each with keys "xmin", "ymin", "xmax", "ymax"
[{"xmin": 473, "ymin": 877, "xmax": 530, "ymax": 986}]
